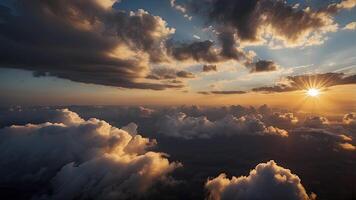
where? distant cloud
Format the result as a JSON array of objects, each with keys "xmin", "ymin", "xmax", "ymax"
[
  {"xmin": 304, "ymin": 116, "xmax": 330, "ymax": 128},
  {"xmin": 205, "ymin": 160, "xmax": 316, "ymax": 200},
  {"xmin": 157, "ymin": 112, "xmax": 288, "ymax": 139},
  {"xmin": 146, "ymin": 67, "xmax": 195, "ymax": 80},
  {"xmin": 343, "ymin": 22, "xmax": 356, "ymax": 30},
  {"xmin": 177, "ymin": 70, "xmax": 196, "ymax": 78},
  {"xmin": 0, "ymin": 109, "xmax": 180, "ymax": 199},
  {"xmin": 343, "ymin": 113, "xmax": 356, "ymax": 128},
  {"xmin": 252, "ymin": 73, "xmax": 356, "ymax": 93},
  {"xmin": 203, "ymin": 64, "xmax": 217, "ymax": 72},
  {"xmin": 170, "ymin": 0, "xmax": 192, "ymax": 20},
  {"xmin": 249, "ymin": 60, "xmax": 278, "ymax": 73},
  {"xmin": 198, "ymin": 90, "xmax": 246, "ymax": 95},
  {"xmin": 266, "ymin": 112, "xmax": 299, "ymax": 129}
]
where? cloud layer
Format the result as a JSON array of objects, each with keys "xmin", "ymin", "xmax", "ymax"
[
  {"xmin": 157, "ymin": 112, "xmax": 288, "ymax": 139},
  {"xmin": 0, "ymin": 109, "xmax": 180, "ymax": 199}
]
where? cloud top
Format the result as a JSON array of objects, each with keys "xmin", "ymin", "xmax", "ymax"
[
  {"xmin": 205, "ymin": 160, "xmax": 316, "ymax": 200},
  {"xmin": 0, "ymin": 109, "xmax": 180, "ymax": 199}
]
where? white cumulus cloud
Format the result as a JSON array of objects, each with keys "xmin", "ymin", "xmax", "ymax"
[
  {"xmin": 0, "ymin": 109, "xmax": 180, "ymax": 199},
  {"xmin": 205, "ymin": 160, "xmax": 316, "ymax": 200}
]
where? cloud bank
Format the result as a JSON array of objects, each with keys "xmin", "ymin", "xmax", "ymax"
[
  {"xmin": 158, "ymin": 112, "xmax": 288, "ymax": 139},
  {"xmin": 0, "ymin": 109, "xmax": 180, "ymax": 199}
]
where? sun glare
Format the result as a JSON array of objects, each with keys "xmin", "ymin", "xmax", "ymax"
[{"xmin": 307, "ymin": 88, "xmax": 320, "ymax": 97}]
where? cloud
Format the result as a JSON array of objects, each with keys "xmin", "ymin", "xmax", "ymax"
[
  {"xmin": 190, "ymin": 0, "xmax": 341, "ymax": 48},
  {"xmin": 338, "ymin": 142, "xmax": 356, "ymax": 151},
  {"xmin": 176, "ymin": 70, "xmax": 195, "ymax": 78},
  {"xmin": 0, "ymin": 109, "xmax": 180, "ymax": 199},
  {"xmin": 266, "ymin": 112, "xmax": 299, "ymax": 129},
  {"xmin": 157, "ymin": 112, "xmax": 288, "ymax": 139},
  {"xmin": 198, "ymin": 90, "xmax": 247, "ymax": 95},
  {"xmin": 205, "ymin": 160, "xmax": 316, "ymax": 200},
  {"xmin": 193, "ymin": 34, "xmax": 201, "ymax": 40},
  {"xmin": 0, "ymin": 0, "xmax": 182, "ymax": 90},
  {"xmin": 146, "ymin": 67, "xmax": 195, "ymax": 80},
  {"xmin": 343, "ymin": 22, "xmax": 356, "ymax": 30},
  {"xmin": 343, "ymin": 113, "xmax": 356, "ymax": 128},
  {"xmin": 252, "ymin": 72, "xmax": 356, "ymax": 93},
  {"xmin": 170, "ymin": 0, "xmax": 192, "ymax": 20},
  {"xmin": 203, "ymin": 64, "xmax": 218, "ymax": 72},
  {"xmin": 304, "ymin": 116, "xmax": 330, "ymax": 128},
  {"xmin": 249, "ymin": 60, "xmax": 278, "ymax": 73},
  {"xmin": 166, "ymin": 38, "xmax": 272, "ymax": 72},
  {"xmin": 325, "ymin": 0, "xmax": 356, "ymax": 13},
  {"xmin": 290, "ymin": 115, "xmax": 354, "ymax": 149},
  {"xmin": 167, "ymin": 40, "xmax": 223, "ymax": 63}
]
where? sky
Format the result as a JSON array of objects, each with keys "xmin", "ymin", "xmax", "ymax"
[
  {"xmin": 0, "ymin": 1, "xmax": 356, "ymax": 199},
  {"xmin": 0, "ymin": 0, "xmax": 356, "ymax": 114}
]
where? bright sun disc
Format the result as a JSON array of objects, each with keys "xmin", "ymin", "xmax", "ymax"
[{"xmin": 307, "ymin": 88, "xmax": 319, "ymax": 97}]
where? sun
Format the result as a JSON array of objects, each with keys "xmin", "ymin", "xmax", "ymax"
[{"xmin": 306, "ymin": 88, "xmax": 320, "ymax": 97}]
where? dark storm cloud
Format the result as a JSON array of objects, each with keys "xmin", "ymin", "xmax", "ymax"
[
  {"xmin": 0, "ymin": 109, "xmax": 180, "ymax": 199},
  {"xmin": 205, "ymin": 160, "xmax": 317, "ymax": 200},
  {"xmin": 249, "ymin": 60, "xmax": 278, "ymax": 73},
  {"xmin": 252, "ymin": 73, "xmax": 356, "ymax": 93},
  {"xmin": 0, "ymin": 0, "xmax": 181, "ymax": 90},
  {"xmin": 202, "ymin": 64, "xmax": 217, "ymax": 72}
]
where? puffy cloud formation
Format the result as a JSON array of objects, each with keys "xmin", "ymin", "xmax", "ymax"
[
  {"xmin": 158, "ymin": 113, "xmax": 288, "ymax": 139},
  {"xmin": 252, "ymin": 72, "xmax": 356, "ymax": 93},
  {"xmin": 0, "ymin": 0, "xmax": 183, "ymax": 90},
  {"xmin": 0, "ymin": 109, "xmax": 180, "ymax": 199},
  {"xmin": 205, "ymin": 160, "xmax": 316, "ymax": 200},
  {"xmin": 190, "ymin": 0, "xmax": 343, "ymax": 48}
]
